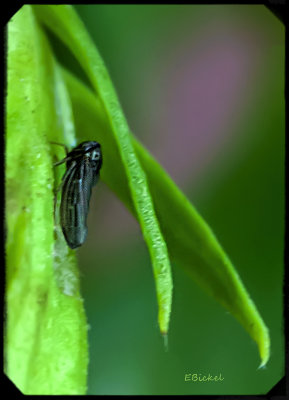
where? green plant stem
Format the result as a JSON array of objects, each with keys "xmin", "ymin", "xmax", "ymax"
[{"xmin": 6, "ymin": 6, "xmax": 88, "ymax": 394}]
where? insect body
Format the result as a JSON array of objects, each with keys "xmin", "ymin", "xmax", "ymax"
[{"xmin": 54, "ymin": 141, "xmax": 102, "ymax": 249}]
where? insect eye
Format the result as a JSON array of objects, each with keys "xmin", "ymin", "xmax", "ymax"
[{"xmin": 91, "ymin": 151, "xmax": 100, "ymax": 160}]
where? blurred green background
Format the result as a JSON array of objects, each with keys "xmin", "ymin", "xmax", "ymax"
[{"xmin": 50, "ymin": 5, "xmax": 284, "ymax": 395}]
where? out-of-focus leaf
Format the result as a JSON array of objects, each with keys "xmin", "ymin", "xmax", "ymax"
[
  {"xmin": 61, "ymin": 68, "xmax": 270, "ymax": 367},
  {"xmin": 5, "ymin": 6, "xmax": 88, "ymax": 394}
]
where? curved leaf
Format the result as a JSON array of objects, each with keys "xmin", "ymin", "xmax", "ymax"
[
  {"xmin": 61, "ymin": 67, "xmax": 270, "ymax": 367},
  {"xmin": 33, "ymin": 4, "xmax": 173, "ymax": 336}
]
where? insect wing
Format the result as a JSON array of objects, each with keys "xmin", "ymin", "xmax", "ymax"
[
  {"xmin": 77, "ymin": 158, "xmax": 96, "ymax": 232},
  {"xmin": 60, "ymin": 160, "xmax": 86, "ymax": 249},
  {"xmin": 60, "ymin": 157, "xmax": 100, "ymax": 249},
  {"xmin": 56, "ymin": 141, "xmax": 102, "ymax": 249}
]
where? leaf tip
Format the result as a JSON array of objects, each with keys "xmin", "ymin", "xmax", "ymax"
[
  {"xmin": 161, "ymin": 332, "xmax": 169, "ymax": 352},
  {"xmin": 257, "ymin": 325, "xmax": 270, "ymax": 369}
]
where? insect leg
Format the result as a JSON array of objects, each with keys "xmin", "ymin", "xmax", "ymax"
[
  {"xmin": 50, "ymin": 141, "xmax": 69, "ymax": 155},
  {"xmin": 53, "ymin": 156, "xmax": 72, "ymax": 167},
  {"xmin": 53, "ymin": 152, "xmax": 86, "ymax": 167},
  {"xmin": 50, "ymin": 141, "xmax": 70, "ymax": 167}
]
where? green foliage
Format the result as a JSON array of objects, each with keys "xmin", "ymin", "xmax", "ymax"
[
  {"xmin": 33, "ymin": 4, "xmax": 173, "ymax": 338},
  {"xmin": 5, "ymin": 6, "xmax": 88, "ymax": 395},
  {"xmin": 62, "ymin": 68, "xmax": 270, "ymax": 368},
  {"xmin": 5, "ymin": 4, "xmax": 270, "ymax": 395}
]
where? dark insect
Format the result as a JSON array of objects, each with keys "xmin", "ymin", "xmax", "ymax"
[{"xmin": 53, "ymin": 141, "xmax": 102, "ymax": 249}]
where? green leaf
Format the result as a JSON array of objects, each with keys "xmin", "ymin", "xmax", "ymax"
[
  {"xmin": 61, "ymin": 67, "xmax": 270, "ymax": 368},
  {"xmin": 32, "ymin": 4, "xmax": 173, "ymax": 336},
  {"xmin": 5, "ymin": 6, "xmax": 88, "ymax": 394}
]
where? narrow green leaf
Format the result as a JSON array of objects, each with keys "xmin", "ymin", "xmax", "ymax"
[
  {"xmin": 33, "ymin": 4, "xmax": 173, "ymax": 335},
  {"xmin": 5, "ymin": 6, "xmax": 88, "ymax": 394},
  {"xmin": 61, "ymin": 68, "xmax": 270, "ymax": 367}
]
